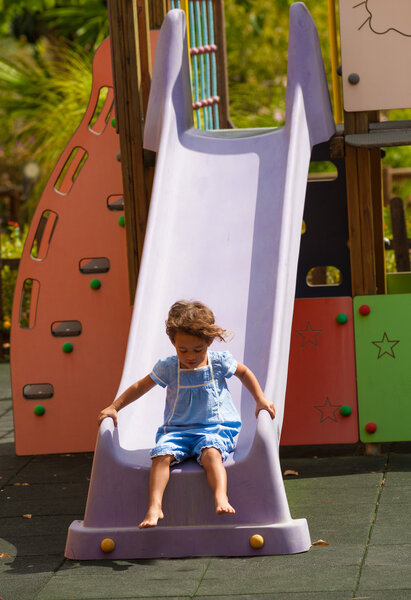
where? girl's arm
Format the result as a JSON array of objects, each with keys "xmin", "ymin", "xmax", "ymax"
[
  {"xmin": 234, "ymin": 363, "xmax": 275, "ymax": 419},
  {"xmin": 98, "ymin": 374, "xmax": 157, "ymax": 427}
]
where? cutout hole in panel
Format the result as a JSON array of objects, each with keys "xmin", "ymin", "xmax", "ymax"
[
  {"xmin": 308, "ymin": 161, "xmax": 338, "ymax": 182},
  {"xmin": 107, "ymin": 195, "xmax": 125, "ymax": 211},
  {"xmin": 307, "ymin": 266, "xmax": 342, "ymax": 287},
  {"xmin": 51, "ymin": 320, "xmax": 82, "ymax": 337},
  {"xmin": 88, "ymin": 86, "xmax": 114, "ymax": 134},
  {"xmin": 19, "ymin": 278, "xmax": 40, "ymax": 329},
  {"xmin": 79, "ymin": 257, "xmax": 110, "ymax": 274},
  {"xmin": 23, "ymin": 383, "xmax": 54, "ymax": 400},
  {"xmin": 31, "ymin": 210, "xmax": 58, "ymax": 260},
  {"xmin": 54, "ymin": 147, "xmax": 88, "ymax": 195}
]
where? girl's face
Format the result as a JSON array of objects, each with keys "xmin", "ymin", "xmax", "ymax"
[{"xmin": 173, "ymin": 331, "xmax": 211, "ymax": 369}]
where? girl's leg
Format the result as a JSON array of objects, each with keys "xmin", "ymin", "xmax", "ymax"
[
  {"xmin": 201, "ymin": 447, "xmax": 235, "ymax": 515},
  {"xmin": 139, "ymin": 454, "xmax": 174, "ymax": 528}
]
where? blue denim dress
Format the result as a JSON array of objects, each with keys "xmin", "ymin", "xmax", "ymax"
[{"xmin": 149, "ymin": 351, "xmax": 242, "ymax": 464}]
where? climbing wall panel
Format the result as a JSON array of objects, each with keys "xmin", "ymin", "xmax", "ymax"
[
  {"xmin": 354, "ymin": 294, "xmax": 411, "ymax": 443},
  {"xmin": 11, "ymin": 39, "xmax": 131, "ymax": 455},
  {"xmin": 281, "ymin": 298, "xmax": 358, "ymax": 446}
]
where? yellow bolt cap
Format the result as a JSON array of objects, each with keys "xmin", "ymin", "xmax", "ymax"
[
  {"xmin": 250, "ymin": 534, "xmax": 264, "ymax": 549},
  {"xmin": 100, "ymin": 538, "xmax": 115, "ymax": 553}
]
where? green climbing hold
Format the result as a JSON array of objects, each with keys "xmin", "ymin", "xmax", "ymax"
[
  {"xmin": 111, "ymin": 117, "xmax": 117, "ymax": 128},
  {"xmin": 340, "ymin": 405, "xmax": 352, "ymax": 417},
  {"xmin": 336, "ymin": 313, "xmax": 348, "ymax": 324},
  {"xmin": 90, "ymin": 279, "xmax": 101, "ymax": 290},
  {"xmin": 34, "ymin": 405, "xmax": 45, "ymax": 416},
  {"xmin": 118, "ymin": 215, "xmax": 125, "ymax": 227},
  {"xmin": 62, "ymin": 342, "xmax": 74, "ymax": 353}
]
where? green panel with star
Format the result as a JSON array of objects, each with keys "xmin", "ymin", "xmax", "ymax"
[{"xmin": 354, "ymin": 294, "xmax": 411, "ymax": 442}]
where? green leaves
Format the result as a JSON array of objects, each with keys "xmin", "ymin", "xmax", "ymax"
[
  {"xmin": 42, "ymin": 1, "xmax": 109, "ymax": 50},
  {"xmin": 226, "ymin": 0, "xmax": 334, "ymax": 128},
  {"xmin": 0, "ymin": 39, "xmax": 92, "ymax": 214},
  {"xmin": 0, "ymin": 0, "xmax": 107, "ymax": 48}
]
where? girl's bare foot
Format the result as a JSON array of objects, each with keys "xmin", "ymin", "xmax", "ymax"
[
  {"xmin": 215, "ymin": 495, "xmax": 235, "ymax": 515},
  {"xmin": 139, "ymin": 507, "xmax": 164, "ymax": 528}
]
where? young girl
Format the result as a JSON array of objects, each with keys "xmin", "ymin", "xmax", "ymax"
[{"xmin": 98, "ymin": 300, "xmax": 275, "ymax": 529}]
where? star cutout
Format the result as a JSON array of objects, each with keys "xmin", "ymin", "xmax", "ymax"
[
  {"xmin": 296, "ymin": 322, "xmax": 322, "ymax": 348},
  {"xmin": 314, "ymin": 397, "xmax": 341, "ymax": 424},
  {"xmin": 371, "ymin": 332, "xmax": 399, "ymax": 359}
]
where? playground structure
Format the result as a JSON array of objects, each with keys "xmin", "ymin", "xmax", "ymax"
[
  {"xmin": 8, "ymin": 0, "xmax": 411, "ymax": 557},
  {"xmin": 65, "ymin": 3, "xmax": 334, "ymax": 559}
]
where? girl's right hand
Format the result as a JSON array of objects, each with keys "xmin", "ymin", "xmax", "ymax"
[{"xmin": 98, "ymin": 406, "xmax": 118, "ymax": 427}]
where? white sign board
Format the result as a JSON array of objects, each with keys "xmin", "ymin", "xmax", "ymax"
[{"xmin": 339, "ymin": 0, "xmax": 411, "ymax": 111}]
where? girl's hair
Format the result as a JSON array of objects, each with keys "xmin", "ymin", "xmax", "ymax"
[{"xmin": 166, "ymin": 300, "xmax": 229, "ymax": 344}]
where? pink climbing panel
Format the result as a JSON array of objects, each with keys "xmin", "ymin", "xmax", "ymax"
[
  {"xmin": 281, "ymin": 297, "xmax": 358, "ymax": 446},
  {"xmin": 11, "ymin": 39, "xmax": 132, "ymax": 455}
]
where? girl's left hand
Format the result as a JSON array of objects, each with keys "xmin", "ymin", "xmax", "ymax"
[{"xmin": 255, "ymin": 397, "xmax": 275, "ymax": 419}]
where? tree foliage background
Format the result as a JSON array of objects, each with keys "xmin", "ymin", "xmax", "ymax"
[
  {"xmin": 0, "ymin": 0, "xmax": 336, "ymax": 221},
  {"xmin": 225, "ymin": 0, "xmax": 332, "ymax": 128}
]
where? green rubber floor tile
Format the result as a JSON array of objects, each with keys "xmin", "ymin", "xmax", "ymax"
[
  {"xmin": 0, "ymin": 420, "xmax": 13, "ymax": 433},
  {"xmin": 379, "ymin": 485, "xmax": 411, "ymax": 505},
  {"xmin": 382, "ymin": 473, "xmax": 411, "ymax": 488},
  {"xmin": 0, "ymin": 428, "xmax": 13, "ymax": 436},
  {"xmin": 0, "ymin": 405, "xmax": 12, "ymax": 418},
  {"xmin": 0, "ymin": 514, "xmax": 77, "ymax": 538},
  {"xmin": 195, "ymin": 556, "xmax": 359, "ymax": 595},
  {"xmin": 0, "ymin": 397, "xmax": 12, "ymax": 408},
  {"xmin": 197, "ymin": 594, "xmax": 353, "ymax": 600},
  {"xmin": 0, "ymin": 436, "xmax": 14, "ymax": 447},
  {"xmin": 387, "ymin": 453, "xmax": 411, "ymax": 471},
  {"xmin": 0, "ymin": 452, "xmax": 31, "ymax": 471},
  {"xmin": 0, "ymin": 553, "xmax": 63, "ymax": 575},
  {"xmin": 287, "ymin": 503, "xmax": 377, "ymax": 548},
  {"xmin": 383, "ymin": 456, "xmax": 411, "ymax": 488},
  {"xmin": 303, "ymin": 541, "xmax": 366, "ymax": 567},
  {"xmin": 0, "ymin": 439, "xmax": 13, "ymax": 449},
  {"xmin": 363, "ymin": 543, "xmax": 411, "ymax": 566},
  {"xmin": 0, "ymin": 554, "xmax": 64, "ymax": 600},
  {"xmin": 0, "ymin": 536, "xmax": 17, "ymax": 558},
  {"xmin": 0, "ymin": 533, "xmax": 69, "ymax": 556},
  {"xmin": 285, "ymin": 474, "xmax": 382, "ymax": 505},
  {"xmin": 281, "ymin": 456, "xmax": 387, "ymax": 479},
  {"xmin": 357, "ymin": 563, "xmax": 411, "ymax": 591},
  {"xmin": 0, "ymin": 482, "xmax": 88, "ymax": 517},
  {"xmin": 38, "ymin": 590, "xmax": 190, "ymax": 600},
  {"xmin": 0, "ymin": 439, "xmax": 14, "ymax": 450},
  {"xmin": 12, "ymin": 454, "xmax": 93, "ymax": 484},
  {"xmin": 0, "ymin": 572, "xmax": 56, "ymax": 600},
  {"xmin": 0, "ymin": 412, "xmax": 14, "ymax": 443},
  {"xmin": 369, "ymin": 503, "xmax": 411, "ymax": 545},
  {"xmin": 37, "ymin": 558, "xmax": 209, "ymax": 599},
  {"xmin": 353, "ymin": 591, "xmax": 411, "ymax": 599},
  {"xmin": 0, "ymin": 363, "xmax": 11, "ymax": 399},
  {"xmin": 285, "ymin": 543, "xmax": 364, "ymax": 567},
  {"xmin": 0, "ymin": 514, "xmax": 76, "ymax": 557}
]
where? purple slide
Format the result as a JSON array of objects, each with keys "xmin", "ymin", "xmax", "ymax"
[{"xmin": 65, "ymin": 3, "xmax": 335, "ymax": 559}]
